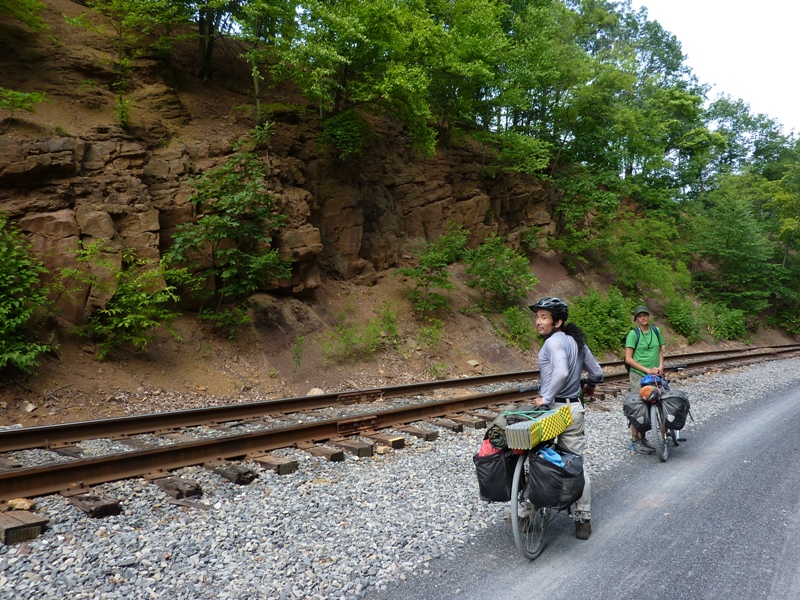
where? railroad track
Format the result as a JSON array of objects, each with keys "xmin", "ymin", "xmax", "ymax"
[{"xmin": 1, "ymin": 344, "xmax": 798, "ymax": 506}]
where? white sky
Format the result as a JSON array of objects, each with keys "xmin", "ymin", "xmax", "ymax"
[{"xmin": 632, "ymin": 0, "xmax": 800, "ymax": 136}]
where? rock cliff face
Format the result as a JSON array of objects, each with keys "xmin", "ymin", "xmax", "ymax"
[{"xmin": 0, "ymin": 0, "xmax": 556, "ymax": 323}]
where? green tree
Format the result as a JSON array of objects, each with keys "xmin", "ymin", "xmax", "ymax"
[
  {"xmin": 691, "ymin": 175, "xmax": 775, "ymax": 314},
  {"xmin": 0, "ymin": 88, "xmax": 48, "ymax": 130},
  {"xmin": 79, "ymin": 250, "xmax": 186, "ymax": 359},
  {"xmin": 593, "ymin": 210, "xmax": 691, "ymax": 299},
  {"xmin": 166, "ymin": 124, "xmax": 293, "ymax": 326},
  {"xmin": 0, "ymin": 214, "xmax": 50, "ymax": 375},
  {"xmin": 464, "ymin": 236, "xmax": 537, "ymax": 310},
  {"xmin": 397, "ymin": 225, "xmax": 468, "ymax": 315},
  {"xmin": 272, "ymin": 0, "xmax": 439, "ymax": 154},
  {"xmin": 568, "ymin": 287, "xmax": 630, "ymax": 353}
]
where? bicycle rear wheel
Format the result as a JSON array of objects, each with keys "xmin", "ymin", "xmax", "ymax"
[
  {"xmin": 650, "ymin": 404, "xmax": 669, "ymax": 462},
  {"xmin": 510, "ymin": 453, "xmax": 548, "ymax": 560}
]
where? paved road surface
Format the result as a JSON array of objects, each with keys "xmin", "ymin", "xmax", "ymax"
[{"xmin": 367, "ymin": 384, "xmax": 800, "ymax": 600}]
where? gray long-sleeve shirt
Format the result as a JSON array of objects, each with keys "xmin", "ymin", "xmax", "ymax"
[{"xmin": 538, "ymin": 331, "xmax": 604, "ymax": 405}]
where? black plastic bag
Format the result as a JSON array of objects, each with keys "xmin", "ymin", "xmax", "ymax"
[
  {"xmin": 473, "ymin": 450, "xmax": 517, "ymax": 502},
  {"xmin": 525, "ymin": 450, "xmax": 585, "ymax": 510},
  {"xmin": 623, "ymin": 392, "xmax": 651, "ymax": 432},
  {"xmin": 662, "ymin": 390, "xmax": 690, "ymax": 430}
]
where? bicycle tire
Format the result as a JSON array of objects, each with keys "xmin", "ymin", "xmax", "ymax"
[
  {"xmin": 651, "ymin": 404, "xmax": 669, "ymax": 462},
  {"xmin": 510, "ymin": 453, "xmax": 548, "ymax": 560}
]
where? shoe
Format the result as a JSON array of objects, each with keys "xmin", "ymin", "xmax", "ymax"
[
  {"xmin": 575, "ymin": 520, "xmax": 591, "ymax": 540},
  {"xmin": 631, "ymin": 439, "xmax": 654, "ymax": 455},
  {"xmin": 640, "ymin": 438, "xmax": 656, "ymax": 451}
]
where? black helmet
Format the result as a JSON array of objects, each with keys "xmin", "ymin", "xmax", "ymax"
[{"xmin": 528, "ymin": 297, "xmax": 568, "ymax": 323}]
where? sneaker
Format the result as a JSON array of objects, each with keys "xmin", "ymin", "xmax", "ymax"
[
  {"xmin": 641, "ymin": 438, "xmax": 656, "ymax": 451},
  {"xmin": 631, "ymin": 439, "xmax": 654, "ymax": 455},
  {"xmin": 575, "ymin": 520, "xmax": 591, "ymax": 540}
]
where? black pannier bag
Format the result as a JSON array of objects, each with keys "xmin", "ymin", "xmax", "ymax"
[
  {"xmin": 525, "ymin": 449, "xmax": 585, "ymax": 510},
  {"xmin": 473, "ymin": 450, "xmax": 517, "ymax": 502},
  {"xmin": 623, "ymin": 392, "xmax": 651, "ymax": 432},
  {"xmin": 661, "ymin": 390, "xmax": 690, "ymax": 430}
]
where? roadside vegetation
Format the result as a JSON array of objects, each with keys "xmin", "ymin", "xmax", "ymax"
[{"xmin": 1, "ymin": 0, "xmax": 799, "ymax": 378}]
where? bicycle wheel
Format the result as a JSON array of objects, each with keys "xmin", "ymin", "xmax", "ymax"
[
  {"xmin": 510, "ymin": 453, "xmax": 548, "ymax": 560},
  {"xmin": 650, "ymin": 404, "xmax": 669, "ymax": 462}
]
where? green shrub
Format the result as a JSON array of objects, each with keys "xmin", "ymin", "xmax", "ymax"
[
  {"xmin": 166, "ymin": 124, "xmax": 293, "ymax": 324},
  {"xmin": 0, "ymin": 87, "xmax": 48, "ymax": 130},
  {"xmin": 698, "ymin": 302, "xmax": 748, "ymax": 341},
  {"xmin": 594, "ymin": 212, "xmax": 691, "ymax": 298},
  {"xmin": 499, "ymin": 306, "xmax": 536, "ymax": 351},
  {"xmin": 0, "ymin": 214, "xmax": 51, "ymax": 374},
  {"xmin": 292, "ymin": 335, "xmax": 305, "ymax": 372},
  {"xmin": 464, "ymin": 236, "xmax": 538, "ymax": 310},
  {"xmin": 568, "ymin": 287, "xmax": 631, "ymax": 353},
  {"xmin": 322, "ymin": 301, "xmax": 400, "ymax": 363},
  {"xmin": 198, "ymin": 304, "xmax": 250, "ymax": 339},
  {"xmin": 664, "ymin": 298, "xmax": 702, "ymax": 344},
  {"xmin": 397, "ymin": 225, "xmax": 468, "ymax": 315},
  {"xmin": 483, "ymin": 130, "xmax": 551, "ymax": 177},
  {"xmin": 417, "ymin": 317, "xmax": 444, "ymax": 352},
  {"xmin": 79, "ymin": 250, "xmax": 185, "ymax": 359},
  {"xmin": 319, "ymin": 110, "xmax": 370, "ymax": 160},
  {"xmin": 114, "ymin": 95, "xmax": 132, "ymax": 130}
]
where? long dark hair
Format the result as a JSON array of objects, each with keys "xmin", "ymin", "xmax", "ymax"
[{"xmin": 562, "ymin": 322, "xmax": 587, "ymax": 353}]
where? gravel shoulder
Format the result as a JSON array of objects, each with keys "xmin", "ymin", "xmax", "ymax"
[{"xmin": 2, "ymin": 358, "xmax": 799, "ymax": 600}]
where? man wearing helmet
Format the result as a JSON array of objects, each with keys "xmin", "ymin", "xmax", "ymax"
[{"xmin": 529, "ymin": 296, "xmax": 604, "ymax": 540}]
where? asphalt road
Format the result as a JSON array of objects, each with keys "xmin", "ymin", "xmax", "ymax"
[{"xmin": 367, "ymin": 384, "xmax": 800, "ymax": 600}]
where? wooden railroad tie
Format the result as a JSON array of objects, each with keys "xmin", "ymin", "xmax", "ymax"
[
  {"xmin": 49, "ymin": 445, "xmax": 83, "ymax": 458},
  {"xmin": 363, "ymin": 433, "xmax": 405, "ymax": 449},
  {"xmin": 149, "ymin": 476, "xmax": 203, "ymax": 499},
  {"xmin": 329, "ymin": 437, "xmax": 374, "ymax": 457},
  {"xmin": 205, "ymin": 461, "xmax": 259, "ymax": 485},
  {"xmin": 0, "ymin": 511, "xmax": 49, "ymax": 545},
  {"xmin": 426, "ymin": 418, "xmax": 464, "ymax": 433},
  {"xmin": 0, "ymin": 455, "xmax": 22, "ymax": 472},
  {"xmin": 67, "ymin": 494, "xmax": 122, "ymax": 518},
  {"xmin": 396, "ymin": 426, "xmax": 439, "ymax": 441},
  {"xmin": 114, "ymin": 437, "xmax": 156, "ymax": 451},
  {"xmin": 296, "ymin": 442, "xmax": 345, "ymax": 462},
  {"xmin": 448, "ymin": 414, "xmax": 487, "ymax": 429},
  {"xmin": 248, "ymin": 454, "xmax": 298, "ymax": 475}
]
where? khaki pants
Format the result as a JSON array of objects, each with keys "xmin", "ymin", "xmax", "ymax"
[
  {"xmin": 629, "ymin": 370, "xmax": 644, "ymax": 393},
  {"xmin": 553, "ymin": 401, "xmax": 590, "ymax": 514}
]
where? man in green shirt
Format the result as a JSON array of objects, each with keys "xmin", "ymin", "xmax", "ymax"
[{"xmin": 624, "ymin": 305, "xmax": 665, "ymax": 454}]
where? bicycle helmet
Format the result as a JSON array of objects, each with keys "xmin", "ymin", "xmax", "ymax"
[{"xmin": 528, "ymin": 297, "xmax": 569, "ymax": 323}]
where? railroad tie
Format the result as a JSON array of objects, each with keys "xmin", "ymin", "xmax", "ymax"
[
  {"xmin": 248, "ymin": 454, "xmax": 298, "ymax": 475},
  {"xmin": 205, "ymin": 462, "xmax": 259, "ymax": 485},
  {"xmin": 396, "ymin": 426, "xmax": 439, "ymax": 441},
  {"xmin": 0, "ymin": 511, "xmax": 49, "ymax": 545},
  {"xmin": 329, "ymin": 437, "xmax": 374, "ymax": 457}
]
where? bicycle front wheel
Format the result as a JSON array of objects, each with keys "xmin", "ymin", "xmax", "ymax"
[
  {"xmin": 510, "ymin": 453, "xmax": 548, "ymax": 560},
  {"xmin": 651, "ymin": 404, "xmax": 669, "ymax": 462}
]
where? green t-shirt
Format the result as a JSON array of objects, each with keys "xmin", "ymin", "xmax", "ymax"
[{"xmin": 626, "ymin": 327, "xmax": 664, "ymax": 376}]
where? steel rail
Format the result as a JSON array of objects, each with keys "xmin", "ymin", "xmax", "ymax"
[
  {"xmin": 1, "ymin": 344, "xmax": 798, "ymax": 454},
  {"xmin": 0, "ymin": 385, "xmax": 538, "ymax": 500}
]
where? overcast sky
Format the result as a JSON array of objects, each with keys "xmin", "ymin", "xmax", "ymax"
[{"xmin": 631, "ymin": 0, "xmax": 800, "ymax": 136}]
